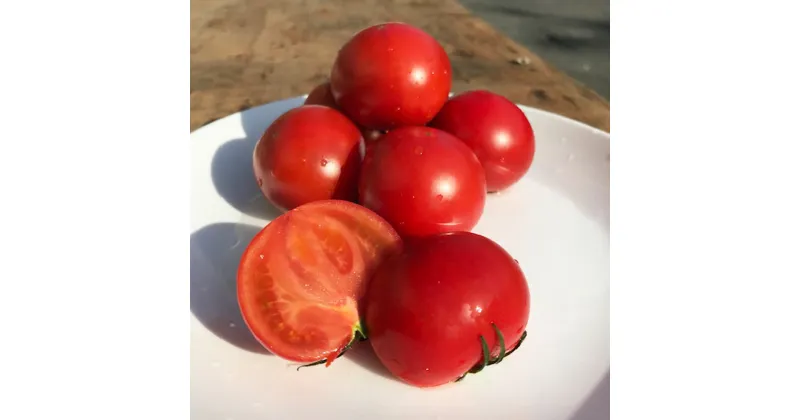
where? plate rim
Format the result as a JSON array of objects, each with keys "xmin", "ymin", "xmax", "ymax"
[{"xmin": 190, "ymin": 95, "xmax": 611, "ymax": 140}]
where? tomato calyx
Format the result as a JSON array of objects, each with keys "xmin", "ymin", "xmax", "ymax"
[
  {"xmin": 503, "ymin": 330, "xmax": 528, "ymax": 358},
  {"xmin": 295, "ymin": 325, "xmax": 368, "ymax": 371},
  {"xmin": 454, "ymin": 325, "xmax": 528, "ymax": 383}
]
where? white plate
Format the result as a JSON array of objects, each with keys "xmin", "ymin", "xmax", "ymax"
[{"xmin": 190, "ymin": 96, "xmax": 610, "ymax": 420}]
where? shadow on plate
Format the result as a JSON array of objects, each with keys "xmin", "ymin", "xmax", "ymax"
[
  {"xmin": 345, "ymin": 340, "xmax": 396, "ymax": 381},
  {"xmin": 191, "ymin": 222, "xmax": 272, "ymax": 355},
  {"xmin": 567, "ymin": 369, "xmax": 610, "ymax": 420},
  {"xmin": 190, "ymin": 222, "xmax": 401, "ymax": 380},
  {"xmin": 210, "ymin": 98, "xmax": 305, "ymax": 222}
]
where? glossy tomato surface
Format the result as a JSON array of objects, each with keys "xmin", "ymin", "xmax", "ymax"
[
  {"xmin": 253, "ymin": 105, "xmax": 363, "ymax": 211},
  {"xmin": 330, "ymin": 22, "xmax": 452, "ymax": 130},
  {"xmin": 304, "ymin": 82, "xmax": 339, "ymax": 109},
  {"xmin": 364, "ymin": 232, "xmax": 531, "ymax": 388},
  {"xmin": 430, "ymin": 90, "xmax": 535, "ymax": 192},
  {"xmin": 304, "ymin": 82, "xmax": 385, "ymax": 145},
  {"xmin": 358, "ymin": 126, "xmax": 486, "ymax": 238},
  {"xmin": 237, "ymin": 200, "xmax": 402, "ymax": 364}
]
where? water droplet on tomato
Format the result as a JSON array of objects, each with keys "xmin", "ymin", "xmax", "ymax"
[
  {"xmin": 321, "ymin": 159, "xmax": 328, "ymax": 167},
  {"xmin": 414, "ymin": 146, "xmax": 424, "ymax": 155},
  {"xmin": 396, "ymin": 107, "xmax": 401, "ymax": 111},
  {"xmin": 259, "ymin": 254, "xmax": 264, "ymax": 259},
  {"xmin": 436, "ymin": 194, "xmax": 443, "ymax": 201}
]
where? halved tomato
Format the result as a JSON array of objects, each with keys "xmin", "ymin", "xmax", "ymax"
[{"xmin": 237, "ymin": 200, "xmax": 402, "ymax": 365}]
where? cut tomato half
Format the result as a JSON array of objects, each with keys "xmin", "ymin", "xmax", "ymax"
[{"xmin": 237, "ymin": 200, "xmax": 402, "ymax": 365}]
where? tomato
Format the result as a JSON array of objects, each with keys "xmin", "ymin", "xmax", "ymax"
[
  {"xmin": 304, "ymin": 82, "xmax": 338, "ymax": 109},
  {"xmin": 330, "ymin": 22, "xmax": 452, "ymax": 130},
  {"xmin": 361, "ymin": 128, "xmax": 385, "ymax": 143},
  {"xmin": 358, "ymin": 126, "xmax": 486, "ymax": 238},
  {"xmin": 253, "ymin": 105, "xmax": 364, "ymax": 211},
  {"xmin": 304, "ymin": 82, "xmax": 386, "ymax": 145},
  {"xmin": 429, "ymin": 90, "xmax": 536, "ymax": 192},
  {"xmin": 237, "ymin": 200, "xmax": 402, "ymax": 365},
  {"xmin": 364, "ymin": 231, "xmax": 531, "ymax": 388}
]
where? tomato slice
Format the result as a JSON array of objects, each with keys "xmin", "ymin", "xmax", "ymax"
[{"xmin": 237, "ymin": 200, "xmax": 402, "ymax": 365}]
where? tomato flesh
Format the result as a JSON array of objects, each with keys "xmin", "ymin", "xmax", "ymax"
[
  {"xmin": 364, "ymin": 232, "xmax": 530, "ymax": 388},
  {"xmin": 237, "ymin": 200, "xmax": 402, "ymax": 364}
]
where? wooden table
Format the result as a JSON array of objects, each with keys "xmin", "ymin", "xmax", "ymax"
[{"xmin": 190, "ymin": 0, "xmax": 610, "ymax": 132}]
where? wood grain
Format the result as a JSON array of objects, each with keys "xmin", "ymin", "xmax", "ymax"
[{"xmin": 190, "ymin": 0, "xmax": 610, "ymax": 132}]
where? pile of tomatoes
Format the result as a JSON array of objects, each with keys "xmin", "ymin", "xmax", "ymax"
[{"xmin": 236, "ymin": 22, "xmax": 534, "ymax": 388}]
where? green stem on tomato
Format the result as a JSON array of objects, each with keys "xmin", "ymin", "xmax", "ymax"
[
  {"xmin": 487, "ymin": 323, "xmax": 506, "ymax": 366},
  {"xmin": 504, "ymin": 330, "xmax": 527, "ymax": 358},
  {"xmin": 453, "ymin": 324, "xmax": 527, "ymax": 383},
  {"xmin": 469, "ymin": 335, "xmax": 491, "ymax": 374},
  {"xmin": 296, "ymin": 324, "xmax": 367, "ymax": 371}
]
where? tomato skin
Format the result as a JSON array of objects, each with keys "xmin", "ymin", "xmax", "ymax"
[
  {"xmin": 304, "ymin": 82, "xmax": 339, "ymax": 109},
  {"xmin": 253, "ymin": 105, "xmax": 364, "ymax": 211},
  {"xmin": 304, "ymin": 82, "xmax": 385, "ymax": 145},
  {"xmin": 358, "ymin": 126, "xmax": 486, "ymax": 238},
  {"xmin": 429, "ymin": 90, "xmax": 535, "ymax": 192},
  {"xmin": 364, "ymin": 232, "xmax": 530, "ymax": 388},
  {"xmin": 330, "ymin": 22, "xmax": 452, "ymax": 130},
  {"xmin": 237, "ymin": 200, "xmax": 402, "ymax": 364}
]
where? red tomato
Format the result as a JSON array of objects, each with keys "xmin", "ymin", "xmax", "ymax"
[
  {"xmin": 430, "ymin": 90, "xmax": 535, "ymax": 192},
  {"xmin": 361, "ymin": 127, "xmax": 385, "ymax": 143},
  {"xmin": 330, "ymin": 22, "xmax": 452, "ymax": 130},
  {"xmin": 364, "ymin": 231, "xmax": 531, "ymax": 388},
  {"xmin": 304, "ymin": 82, "xmax": 386, "ymax": 145},
  {"xmin": 304, "ymin": 82, "xmax": 338, "ymax": 108},
  {"xmin": 253, "ymin": 105, "xmax": 363, "ymax": 211},
  {"xmin": 237, "ymin": 200, "xmax": 402, "ymax": 365},
  {"xmin": 358, "ymin": 126, "xmax": 486, "ymax": 238}
]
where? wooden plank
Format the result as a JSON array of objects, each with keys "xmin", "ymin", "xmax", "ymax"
[{"xmin": 191, "ymin": 0, "xmax": 610, "ymax": 132}]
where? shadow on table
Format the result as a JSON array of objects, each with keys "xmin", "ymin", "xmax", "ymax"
[
  {"xmin": 210, "ymin": 97, "xmax": 306, "ymax": 222},
  {"xmin": 568, "ymin": 370, "xmax": 610, "ymax": 420},
  {"xmin": 191, "ymin": 222, "xmax": 271, "ymax": 355}
]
